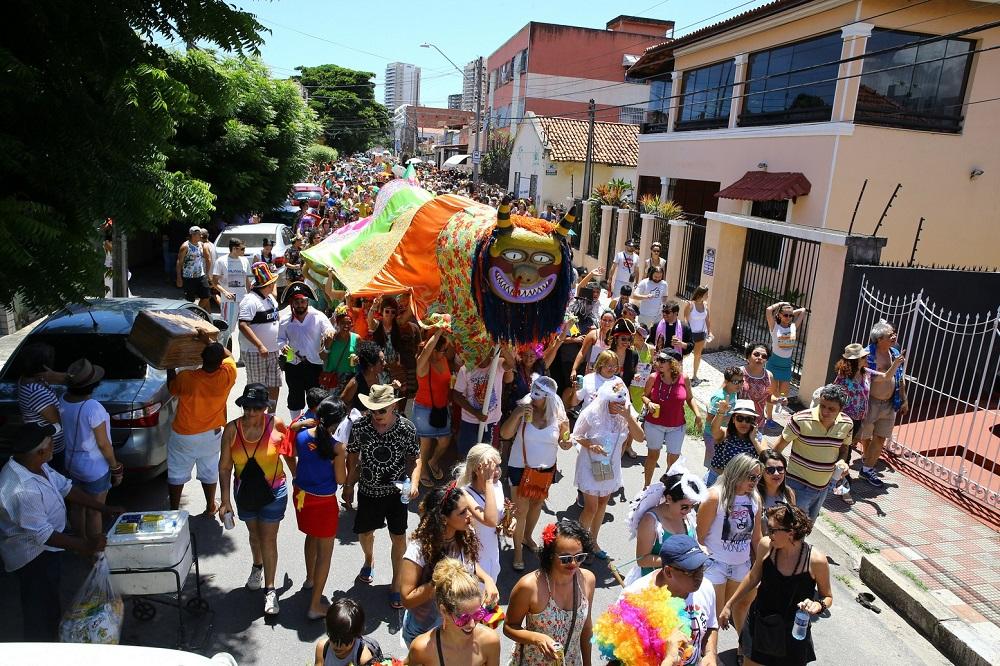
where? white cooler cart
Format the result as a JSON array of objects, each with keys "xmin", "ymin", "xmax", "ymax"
[{"xmin": 105, "ymin": 511, "xmax": 209, "ymax": 645}]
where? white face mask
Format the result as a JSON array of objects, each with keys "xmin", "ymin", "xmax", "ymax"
[{"xmin": 530, "ymin": 388, "xmax": 548, "ymax": 401}]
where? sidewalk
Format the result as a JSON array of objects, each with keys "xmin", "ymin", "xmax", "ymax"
[{"xmin": 692, "ymin": 349, "xmax": 1000, "ymax": 666}]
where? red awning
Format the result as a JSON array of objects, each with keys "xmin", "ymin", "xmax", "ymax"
[{"xmin": 715, "ymin": 171, "xmax": 812, "ymax": 201}]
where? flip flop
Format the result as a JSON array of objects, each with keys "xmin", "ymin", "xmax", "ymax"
[
  {"xmin": 356, "ymin": 566, "xmax": 374, "ymax": 585},
  {"xmin": 389, "ymin": 591, "xmax": 403, "ymax": 609},
  {"xmin": 856, "ymin": 592, "xmax": 881, "ymax": 613},
  {"xmin": 523, "ymin": 539, "xmax": 540, "ymax": 552},
  {"xmin": 419, "ymin": 476, "xmax": 435, "ymax": 488},
  {"xmin": 429, "ymin": 464, "xmax": 445, "ymax": 481}
]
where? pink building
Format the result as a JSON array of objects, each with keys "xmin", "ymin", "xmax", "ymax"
[{"xmin": 486, "ymin": 15, "xmax": 674, "ymax": 131}]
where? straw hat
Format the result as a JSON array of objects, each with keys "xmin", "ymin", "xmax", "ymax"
[
  {"xmin": 731, "ymin": 399, "xmax": 759, "ymax": 418},
  {"xmin": 359, "ymin": 384, "xmax": 403, "ymax": 411},
  {"xmin": 66, "ymin": 358, "xmax": 105, "ymax": 388}
]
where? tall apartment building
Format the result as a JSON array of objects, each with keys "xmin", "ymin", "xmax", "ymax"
[
  {"xmin": 462, "ymin": 60, "xmax": 487, "ymax": 113},
  {"xmin": 384, "ymin": 62, "xmax": 421, "ymax": 109},
  {"xmin": 447, "ymin": 94, "xmax": 463, "ymax": 110},
  {"xmin": 486, "ymin": 15, "xmax": 673, "ymax": 131}
]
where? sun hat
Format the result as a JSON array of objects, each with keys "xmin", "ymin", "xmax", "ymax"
[
  {"xmin": 250, "ymin": 261, "xmax": 278, "ymax": 288},
  {"xmin": 730, "ymin": 399, "xmax": 759, "ymax": 418},
  {"xmin": 0, "ymin": 423, "xmax": 57, "ymax": 455},
  {"xmin": 235, "ymin": 383, "xmax": 270, "ymax": 409},
  {"xmin": 359, "ymin": 384, "xmax": 403, "ymax": 411},
  {"xmin": 842, "ymin": 343, "xmax": 869, "ymax": 360},
  {"xmin": 66, "ymin": 358, "xmax": 105, "ymax": 388}
]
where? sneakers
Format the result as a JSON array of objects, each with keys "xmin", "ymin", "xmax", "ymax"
[
  {"xmin": 860, "ymin": 468, "xmax": 884, "ymax": 487},
  {"xmin": 264, "ymin": 588, "xmax": 280, "ymax": 616},
  {"xmin": 246, "ymin": 564, "xmax": 263, "ymax": 591}
]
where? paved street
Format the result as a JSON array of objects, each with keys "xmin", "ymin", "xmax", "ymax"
[{"xmin": 0, "ymin": 310, "xmax": 953, "ymax": 664}]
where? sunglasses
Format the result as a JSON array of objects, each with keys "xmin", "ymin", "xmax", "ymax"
[
  {"xmin": 670, "ymin": 565, "xmax": 706, "ymax": 577},
  {"xmin": 779, "ymin": 312, "xmax": 793, "ymax": 318},
  {"xmin": 383, "ymin": 309, "xmax": 397, "ymax": 314},
  {"xmin": 675, "ymin": 503, "xmax": 695, "ymax": 512},
  {"xmin": 751, "ymin": 351, "xmax": 769, "ymax": 359},
  {"xmin": 451, "ymin": 606, "xmax": 491, "ymax": 628},
  {"xmin": 768, "ymin": 525, "xmax": 792, "ymax": 533},
  {"xmin": 557, "ymin": 552, "xmax": 589, "ymax": 565},
  {"xmin": 765, "ymin": 466, "xmax": 786, "ymax": 475},
  {"xmin": 372, "ymin": 407, "xmax": 390, "ymax": 415},
  {"xmin": 747, "ymin": 474, "xmax": 762, "ymax": 483},
  {"xmin": 733, "ymin": 415, "xmax": 756, "ymax": 424}
]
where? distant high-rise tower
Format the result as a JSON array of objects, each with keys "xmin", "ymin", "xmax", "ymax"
[
  {"xmin": 447, "ymin": 94, "xmax": 463, "ymax": 110},
  {"xmin": 462, "ymin": 60, "xmax": 486, "ymax": 113},
  {"xmin": 384, "ymin": 62, "xmax": 421, "ymax": 109}
]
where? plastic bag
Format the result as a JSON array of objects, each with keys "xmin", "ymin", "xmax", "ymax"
[{"xmin": 59, "ymin": 554, "xmax": 124, "ymax": 644}]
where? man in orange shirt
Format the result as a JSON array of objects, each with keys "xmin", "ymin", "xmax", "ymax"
[{"xmin": 166, "ymin": 341, "xmax": 238, "ymax": 513}]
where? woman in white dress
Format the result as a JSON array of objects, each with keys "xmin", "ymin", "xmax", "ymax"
[
  {"xmin": 500, "ymin": 377, "xmax": 572, "ymax": 571},
  {"xmin": 572, "ymin": 379, "xmax": 643, "ymax": 559}
]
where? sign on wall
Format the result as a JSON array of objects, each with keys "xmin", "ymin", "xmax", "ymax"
[
  {"xmin": 703, "ymin": 247, "xmax": 716, "ymax": 277},
  {"xmin": 545, "ymin": 165, "xmax": 557, "ymax": 175}
]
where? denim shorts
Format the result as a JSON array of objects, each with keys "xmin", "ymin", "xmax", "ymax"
[
  {"xmin": 73, "ymin": 470, "xmax": 111, "ymax": 496},
  {"xmin": 766, "ymin": 353, "xmax": 793, "ymax": 383},
  {"xmin": 705, "ymin": 557, "xmax": 751, "ymax": 585},
  {"xmin": 237, "ymin": 482, "xmax": 288, "ymax": 523},
  {"xmin": 643, "ymin": 422, "xmax": 685, "ymax": 454},
  {"xmin": 412, "ymin": 402, "xmax": 451, "ymax": 438}
]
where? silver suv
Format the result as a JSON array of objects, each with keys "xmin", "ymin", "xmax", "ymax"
[{"xmin": 0, "ymin": 298, "xmax": 223, "ymax": 479}]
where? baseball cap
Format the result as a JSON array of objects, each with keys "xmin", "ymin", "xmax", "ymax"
[
  {"xmin": 188, "ymin": 225, "xmax": 202, "ymax": 235},
  {"xmin": 659, "ymin": 535, "xmax": 711, "ymax": 571}
]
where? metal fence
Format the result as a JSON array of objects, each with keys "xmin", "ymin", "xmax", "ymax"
[
  {"xmin": 625, "ymin": 209, "xmax": 641, "ymax": 244},
  {"xmin": 676, "ymin": 216, "xmax": 707, "ymax": 299},
  {"xmin": 586, "ymin": 203, "xmax": 601, "ymax": 258},
  {"xmin": 850, "ymin": 277, "xmax": 1000, "ymax": 514},
  {"xmin": 730, "ymin": 228, "xmax": 821, "ymax": 387},
  {"xmin": 603, "ymin": 207, "xmax": 619, "ymax": 274}
]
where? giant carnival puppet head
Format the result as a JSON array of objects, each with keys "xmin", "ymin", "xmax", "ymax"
[{"xmin": 471, "ymin": 196, "xmax": 577, "ymax": 345}]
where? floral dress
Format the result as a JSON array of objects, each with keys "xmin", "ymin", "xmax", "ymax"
[
  {"xmin": 511, "ymin": 573, "xmax": 589, "ymax": 666},
  {"xmin": 835, "ymin": 368, "xmax": 876, "ymax": 421}
]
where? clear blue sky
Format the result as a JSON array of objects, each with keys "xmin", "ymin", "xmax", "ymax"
[{"xmin": 233, "ymin": 0, "xmax": 772, "ymax": 106}]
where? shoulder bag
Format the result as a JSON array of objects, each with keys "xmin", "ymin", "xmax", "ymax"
[{"xmin": 516, "ymin": 419, "xmax": 554, "ymax": 500}]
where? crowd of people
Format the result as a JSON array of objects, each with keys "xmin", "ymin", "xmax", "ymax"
[{"xmin": 0, "ymin": 153, "xmax": 913, "ymax": 666}]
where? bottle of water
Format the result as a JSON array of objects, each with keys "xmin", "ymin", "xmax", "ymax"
[
  {"xmin": 792, "ymin": 608, "xmax": 810, "ymax": 640},
  {"xmin": 400, "ymin": 478, "xmax": 412, "ymax": 505}
]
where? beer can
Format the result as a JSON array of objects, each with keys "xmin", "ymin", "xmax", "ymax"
[
  {"xmin": 551, "ymin": 641, "xmax": 564, "ymax": 666},
  {"xmin": 223, "ymin": 511, "xmax": 235, "ymax": 530}
]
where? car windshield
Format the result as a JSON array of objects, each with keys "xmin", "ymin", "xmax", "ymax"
[
  {"xmin": 219, "ymin": 232, "xmax": 274, "ymax": 249},
  {"xmin": 3, "ymin": 333, "xmax": 147, "ymax": 381}
]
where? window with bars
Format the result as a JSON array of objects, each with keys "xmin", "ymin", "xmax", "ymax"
[
  {"xmin": 619, "ymin": 106, "xmax": 645, "ymax": 124},
  {"xmin": 856, "ymin": 29, "xmax": 974, "ymax": 133},
  {"xmin": 676, "ymin": 59, "xmax": 735, "ymax": 130}
]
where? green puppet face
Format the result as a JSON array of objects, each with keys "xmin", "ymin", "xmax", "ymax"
[{"xmin": 487, "ymin": 227, "xmax": 563, "ymax": 304}]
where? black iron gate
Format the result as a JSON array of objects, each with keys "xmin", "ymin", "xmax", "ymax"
[
  {"xmin": 586, "ymin": 204, "xmax": 601, "ymax": 258},
  {"xmin": 676, "ymin": 216, "xmax": 706, "ymax": 298},
  {"xmin": 730, "ymin": 228, "xmax": 821, "ymax": 385}
]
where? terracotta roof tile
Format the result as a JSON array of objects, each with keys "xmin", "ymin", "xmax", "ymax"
[
  {"xmin": 536, "ymin": 116, "xmax": 639, "ymax": 167},
  {"xmin": 715, "ymin": 171, "xmax": 812, "ymax": 201}
]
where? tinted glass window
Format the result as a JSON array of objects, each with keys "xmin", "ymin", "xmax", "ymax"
[
  {"xmin": 4, "ymin": 334, "xmax": 146, "ymax": 381},
  {"xmin": 741, "ymin": 33, "xmax": 841, "ymax": 126},
  {"xmin": 856, "ymin": 29, "xmax": 974, "ymax": 132},
  {"xmin": 677, "ymin": 60, "xmax": 736, "ymax": 130},
  {"xmin": 646, "ymin": 75, "xmax": 672, "ymax": 128}
]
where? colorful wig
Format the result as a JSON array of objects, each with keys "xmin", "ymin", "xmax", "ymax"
[{"xmin": 593, "ymin": 584, "xmax": 693, "ymax": 666}]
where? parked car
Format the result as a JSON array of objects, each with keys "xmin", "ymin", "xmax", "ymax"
[
  {"xmin": 213, "ymin": 223, "xmax": 292, "ymax": 277},
  {"xmin": 0, "ymin": 298, "xmax": 225, "ymax": 479},
  {"xmin": 260, "ymin": 204, "xmax": 299, "ymax": 226},
  {"xmin": 289, "ymin": 182, "xmax": 322, "ymax": 206}
]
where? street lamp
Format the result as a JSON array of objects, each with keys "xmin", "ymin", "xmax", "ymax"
[{"xmin": 420, "ymin": 42, "xmax": 483, "ymax": 190}]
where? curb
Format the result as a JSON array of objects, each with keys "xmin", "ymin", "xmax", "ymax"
[
  {"xmin": 859, "ymin": 554, "xmax": 999, "ymax": 666},
  {"xmin": 814, "ymin": 513, "xmax": 998, "ymax": 666}
]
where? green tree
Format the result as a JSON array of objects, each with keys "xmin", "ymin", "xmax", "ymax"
[
  {"xmin": 0, "ymin": 0, "xmax": 264, "ymax": 312},
  {"xmin": 297, "ymin": 64, "xmax": 390, "ymax": 156},
  {"xmin": 306, "ymin": 144, "xmax": 340, "ymax": 166},
  {"xmin": 481, "ymin": 131, "xmax": 514, "ymax": 187},
  {"xmin": 165, "ymin": 51, "xmax": 320, "ymax": 221}
]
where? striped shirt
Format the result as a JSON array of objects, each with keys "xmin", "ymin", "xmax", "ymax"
[
  {"xmin": 0, "ymin": 459, "xmax": 73, "ymax": 571},
  {"xmin": 17, "ymin": 381, "xmax": 64, "ymax": 453},
  {"xmin": 782, "ymin": 407, "xmax": 853, "ymax": 491}
]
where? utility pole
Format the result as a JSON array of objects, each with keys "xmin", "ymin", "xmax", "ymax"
[
  {"xmin": 472, "ymin": 56, "xmax": 483, "ymax": 190},
  {"xmin": 112, "ymin": 223, "xmax": 128, "ymax": 298},
  {"xmin": 582, "ymin": 99, "xmax": 596, "ymax": 200}
]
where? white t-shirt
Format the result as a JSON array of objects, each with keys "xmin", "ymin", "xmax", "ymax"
[
  {"xmin": 635, "ymin": 278, "xmax": 667, "ymax": 319},
  {"xmin": 464, "ymin": 482, "xmax": 505, "ymax": 583},
  {"xmin": 238, "ymin": 290, "xmax": 280, "ymax": 352},
  {"xmin": 59, "ymin": 398, "xmax": 111, "ymax": 483},
  {"xmin": 454, "ymin": 365, "xmax": 503, "ymax": 425},
  {"xmin": 622, "ymin": 573, "xmax": 718, "ymax": 666},
  {"xmin": 771, "ymin": 321, "xmax": 797, "ymax": 359},
  {"xmin": 703, "ymin": 493, "xmax": 758, "ymax": 565},
  {"xmin": 613, "ymin": 251, "xmax": 639, "ymax": 286},
  {"xmin": 212, "ymin": 255, "xmax": 250, "ymax": 297},
  {"xmin": 508, "ymin": 419, "xmax": 560, "ymax": 469}
]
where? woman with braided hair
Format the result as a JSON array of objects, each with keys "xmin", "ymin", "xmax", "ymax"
[{"xmin": 399, "ymin": 483, "xmax": 500, "ymax": 647}]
